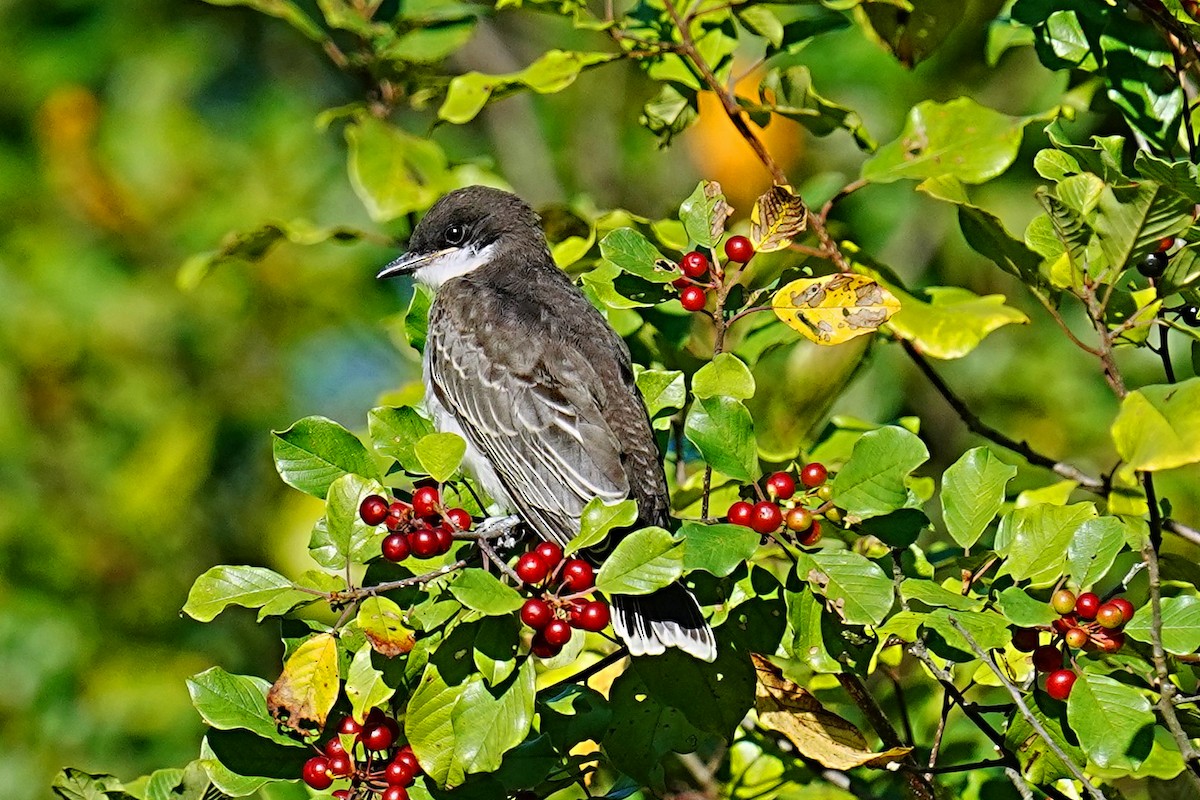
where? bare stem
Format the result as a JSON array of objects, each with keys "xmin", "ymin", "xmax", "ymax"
[{"xmin": 835, "ymin": 674, "xmax": 937, "ymax": 800}]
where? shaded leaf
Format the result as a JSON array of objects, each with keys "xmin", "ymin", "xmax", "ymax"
[
  {"xmin": 684, "ymin": 395, "xmax": 759, "ymax": 481},
  {"xmin": 439, "ymin": 50, "xmax": 616, "ymax": 124},
  {"xmin": 452, "ymin": 658, "xmax": 537, "ymax": 776},
  {"xmin": 679, "ymin": 180, "xmax": 733, "ymax": 248}
]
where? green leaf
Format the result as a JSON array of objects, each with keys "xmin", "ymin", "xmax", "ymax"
[
  {"xmin": 633, "ymin": 640, "xmax": 754, "ymax": 737},
  {"xmin": 346, "ymin": 644, "xmax": 395, "ymax": 723},
  {"xmin": 996, "ymin": 503, "xmax": 1097, "ymax": 587},
  {"xmin": 52, "ymin": 769, "xmax": 136, "ymax": 800},
  {"xmin": 406, "ymin": 663, "xmax": 469, "ymax": 788},
  {"xmin": 692, "ymin": 353, "xmax": 755, "ymax": 400},
  {"xmin": 1125, "ymin": 595, "xmax": 1200, "ymax": 655},
  {"xmin": 197, "ymin": 737, "xmax": 272, "ymax": 797},
  {"xmin": 346, "ymin": 117, "xmax": 454, "ymax": 223},
  {"xmin": 788, "ymin": 588, "xmax": 842, "ymax": 672},
  {"xmin": 900, "ymin": 580, "xmax": 983, "ymax": 611},
  {"xmin": 940, "ymin": 447, "xmax": 1017, "ymax": 549},
  {"xmin": 183, "ymin": 566, "xmax": 307, "ymax": 623},
  {"xmin": 356, "ymin": 596, "xmax": 417, "ymax": 657},
  {"xmin": 680, "ymin": 522, "xmax": 759, "ymax": 578},
  {"xmin": 737, "ymin": 5, "xmax": 783, "ymax": 46},
  {"xmin": 595, "ymin": 527, "xmax": 684, "ymax": 596},
  {"xmin": 923, "ymin": 610, "xmax": 1010, "ymax": 658},
  {"xmin": 1066, "ymin": 672, "xmax": 1155, "ymax": 770},
  {"xmin": 862, "ymin": 97, "xmax": 1031, "ymax": 184},
  {"xmin": 1006, "ymin": 696, "xmax": 1086, "ymax": 785},
  {"xmin": 202, "ymin": 0, "xmax": 325, "ymax": 41},
  {"xmin": 438, "ymin": 50, "xmax": 616, "ymax": 124},
  {"xmin": 798, "ymin": 550, "xmax": 894, "ymax": 626},
  {"xmin": 368, "ymin": 406, "xmax": 435, "ymax": 471},
  {"xmin": 831, "ymin": 426, "xmax": 929, "ymax": 519},
  {"xmin": 678, "ymin": 180, "xmax": 733, "ymax": 248},
  {"xmin": 568, "ymin": 497, "xmax": 638, "ymax": 554},
  {"xmin": 1094, "ymin": 181, "xmax": 1193, "ymax": 276},
  {"xmin": 757, "ymin": 66, "xmax": 873, "ymax": 149},
  {"xmin": 187, "ymin": 668, "xmax": 303, "ymax": 747},
  {"xmin": 1134, "ymin": 151, "xmax": 1200, "ymax": 204},
  {"xmin": 995, "ymin": 587, "xmax": 1059, "ymax": 628},
  {"xmin": 449, "ymin": 569, "xmax": 525, "ymax": 615},
  {"xmin": 602, "ymin": 668, "xmax": 707, "ymax": 787},
  {"xmin": 1067, "ymin": 517, "xmax": 1127, "ymax": 588},
  {"xmin": 414, "ymin": 432, "xmax": 467, "ymax": 482},
  {"xmin": 861, "ymin": 0, "xmax": 962, "ymax": 67},
  {"xmin": 404, "ymin": 284, "xmax": 432, "ymax": 352},
  {"xmin": 684, "ymin": 396, "xmax": 759, "ymax": 481},
  {"xmin": 272, "ymin": 416, "xmax": 381, "ymax": 498},
  {"xmin": 1111, "ymin": 378, "xmax": 1200, "ymax": 472},
  {"xmin": 636, "ymin": 369, "xmax": 685, "ymax": 429},
  {"xmin": 452, "ymin": 658, "xmax": 537, "ymax": 776},
  {"xmin": 266, "ymin": 633, "xmax": 340, "ymax": 735},
  {"xmin": 598, "ymin": 228, "xmax": 676, "ymax": 283},
  {"xmin": 885, "ymin": 285, "xmax": 1029, "ymax": 360},
  {"xmin": 538, "ymin": 684, "xmax": 612, "ymax": 751},
  {"xmin": 312, "ymin": 472, "xmax": 388, "ymax": 570}
]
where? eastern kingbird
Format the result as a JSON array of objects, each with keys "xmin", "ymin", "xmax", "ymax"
[{"xmin": 377, "ymin": 186, "xmax": 717, "ymax": 662}]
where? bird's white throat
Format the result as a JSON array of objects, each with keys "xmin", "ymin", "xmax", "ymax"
[{"xmin": 414, "ymin": 243, "xmax": 496, "ymax": 289}]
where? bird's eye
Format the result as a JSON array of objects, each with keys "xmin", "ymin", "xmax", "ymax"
[{"xmin": 445, "ymin": 224, "xmax": 466, "ymax": 245}]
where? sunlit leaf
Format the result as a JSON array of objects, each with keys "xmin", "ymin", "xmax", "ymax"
[
  {"xmin": 1111, "ymin": 378, "xmax": 1200, "ymax": 472},
  {"xmin": 595, "ymin": 526, "xmax": 683, "ymax": 595},
  {"xmin": 749, "ymin": 184, "xmax": 807, "ymax": 253},
  {"xmin": 773, "ymin": 273, "xmax": 900, "ymax": 345},
  {"xmin": 356, "ymin": 596, "xmax": 417, "ymax": 657},
  {"xmin": 940, "ymin": 447, "xmax": 1017, "ymax": 549},
  {"xmin": 272, "ymin": 416, "xmax": 381, "ymax": 499},
  {"xmin": 266, "ymin": 633, "xmax": 340, "ymax": 735},
  {"xmin": 679, "ymin": 180, "xmax": 733, "ymax": 248}
]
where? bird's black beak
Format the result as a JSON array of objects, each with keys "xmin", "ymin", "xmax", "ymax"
[{"xmin": 376, "ymin": 250, "xmax": 429, "ymax": 280}]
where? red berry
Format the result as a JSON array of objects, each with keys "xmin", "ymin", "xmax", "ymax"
[
  {"xmin": 302, "ymin": 756, "xmax": 333, "ymax": 790},
  {"xmin": 1075, "ymin": 592, "xmax": 1100, "ymax": 620},
  {"xmin": 1032, "ymin": 645, "xmax": 1062, "ymax": 672},
  {"xmin": 363, "ymin": 720, "xmax": 396, "ymax": 751},
  {"xmin": 1093, "ymin": 630, "xmax": 1126, "ymax": 653},
  {"xmin": 1012, "ymin": 627, "xmax": 1041, "ymax": 653},
  {"xmin": 333, "ymin": 791, "xmax": 352, "ymax": 800},
  {"xmin": 412, "ymin": 485, "xmax": 440, "ymax": 518},
  {"xmin": 799, "ymin": 462, "xmax": 828, "ymax": 488},
  {"xmin": 445, "ymin": 507, "xmax": 472, "ymax": 531},
  {"xmin": 324, "ymin": 737, "xmax": 346, "ymax": 758},
  {"xmin": 766, "ymin": 472, "xmax": 796, "ymax": 500},
  {"xmin": 680, "ymin": 251, "xmax": 709, "ymax": 278},
  {"xmin": 385, "ymin": 501, "xmax": 411, "ymax": 531},
  {"xmin": 534, "ymin": 541, "xmax": 563, "ymax": 569},
  {"xmin": 396, "ymin": 745, "xmax": 421, "ymax": 774},
  {"xmin": 386, "ymin": 759, "xmax": 414, "ymax": 786},
  {"xmin": 1052, "ymin": 612, "xmax": 1077, "ymax": 634},
  {"xmin": 382, "ymin": 533, "xmax": 410, "ymax": 562},
  {"xmin": 1109, "ymin": 597, "xmax": 1135, "ymax": 624},
  {"xmin": 515, "ymin": 552, "xmax": 550, "ymax": 585},
  {"xmin": 544, "ymin": 619, "xmax": 573, "ymax": 647},
  {"xmin": 433, "ymin": 523, "xmax": 455, "ymax": 554},
  {"xmin": 784, "ymin": 507, "xmax": 813, "ymax": 533},
  {"xmin": 1095, "ymin": 602, "xmax": 1124, "ymax": 629},
  {"xmin": 672, "ymin": 276, "xmax": 690, "ymax": 288},
  {"xmin": 531, "ymin": 632, "xmax": 560, "ymax": 658},
  {"xmin": 1045, "ymin": 669, "xmax": 1077, "ymax": 701},
  {"xmin": 561, "ymin": 559, "xmax": 595, "ymax": 592},
  {"xmin": 680, "ymin": 285, "xmax": 707, "ymax": 312},
  {"xmin": 798, "ymin": 520, "xmax": 822, "ymax": 547},
  {"xmin": 520, "ymin": 598, "xmax": 552, "ymax": 630},
  {"xmin": 724, "ymin": 235, "xmax": 754, "ymax": 263},
  {"xmin": 409, "ymin": 528, "xmax": 440, "ymax": 558},
  {"xmin": 577, "ymin": 600, "xmax": 610, "ymax": 632},
  {"xmin": 1050, "ymin": 589, "xmax": 1077, "ymax": 616},
  {"xmin": 382, "ymin": 788, "xmax": 410, "ymax": 800},
  {"xmin": 360, "ymin": 495, "xmax": 389, "ymax": 526},
  {"xmin": 337, "ymin": 715, "xmax": 361, "ymax": 736},
  {"xmin": 1064, "ymin": 627, "xmax": 1089, "ymax": 649},
  {"xmin": 749, "ymin": 501, "xmax": 783, "ymax": 534},
  {"xmin": 326, "ymin": 753, "xmax": 353, "ymax": 777},
  {"xmin": 727, "ymin": 501, "xmax": 755, "ymax": 527},
  {"xmin": 1158, "ymin": 236, "xmax": 1175, "ymax": 252}
]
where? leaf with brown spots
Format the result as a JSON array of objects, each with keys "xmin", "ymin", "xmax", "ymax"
[
  {"xmin": 357, "ymin": 596, "xmax": 416, "ymax": 657},
  {"xmin": 752, "ymin": 654, "xmax": 912, "ymax": 770},
  {"xmin": 267, "ymin": 633, "xmax": 339, "ymax": 736},
  {"xmin": 750, "ymin": 184, "xmax": 807, "ymax": 253},
  {"xmin": 772, "ymin": 274, "xmax": 900, "ymax": 344}
]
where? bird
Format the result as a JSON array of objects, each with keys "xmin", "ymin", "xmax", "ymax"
[{"xmin": 377, "ymin": 185, "xmax": 717, "ymax": 662}]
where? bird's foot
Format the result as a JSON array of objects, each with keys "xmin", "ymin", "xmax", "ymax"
[{"xmin": 474, "ymin": 514, "xmax": 523, "ymax": 548}]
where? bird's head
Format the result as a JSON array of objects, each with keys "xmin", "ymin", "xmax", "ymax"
[{"xmin": 377, "ymin": 185, "xmax": 548, "ymax": 288}]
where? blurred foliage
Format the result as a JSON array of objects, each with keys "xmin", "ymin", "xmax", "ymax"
[{"xmin": 5, "ymin": 0, "xmax": 1200, "ymax": 800}]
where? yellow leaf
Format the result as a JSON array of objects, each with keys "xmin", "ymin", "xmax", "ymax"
[
  {"xmin": 267, "ymin": 633, "xmax": 340, "ymax": 735},
  {"xmin": 357, "ymin": 596, "xmax": 416, "ymax": 657},
  {"xmin": 772, "ymin": 274, "xmax": 900, "ymax": 344},
  {"xmin": 750, "ymin": 184, "xmax": 807, "ymax": 252},
  {"xmin": 753, "ymin": 655, "xmax": 911, "ymax": 770}
]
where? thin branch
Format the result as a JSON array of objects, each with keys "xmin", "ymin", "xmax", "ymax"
[
  {"xmin": 835, "ymin": 674, "xmax": 937, "ymax": 800},
  {"xmin": 908, "ymin": 641, "xmax": 1010, "ymax": 753},
  {"xmin": 1165, "ymin": 517, "xmax": 1200, "ymax": 546},
  {"xmin": 906, "ymin": 758, "xmax": 1007, "ymax": 775},
  {"xmin": 544, "ymin": 648, "xmax": 629, "ymax": 693},
  {"xmin": 946, "ymin": 617, "xmax": 1107, "ymax": 800},
  {"xmin": 347, "ymin": 559, "xmax": 471, "ymax": 600}
]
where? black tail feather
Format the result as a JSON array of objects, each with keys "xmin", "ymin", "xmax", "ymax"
[{"xmin": 611, "ymin": 583, "xmax": 716, "ymax": 662}]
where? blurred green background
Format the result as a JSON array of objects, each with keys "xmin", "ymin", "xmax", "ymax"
[{"xmin": 4, "ymin": 1, "xmax": 1199, "ymax": 798}]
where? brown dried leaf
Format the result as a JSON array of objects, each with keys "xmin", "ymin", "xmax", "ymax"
[
  {"xmin": 750, "ymin": 184, "xmax": 807, "ymax": 252},
  {"xmin": 267, "ymin": 632, "xmax": 340, "ymax": 735},
  {"xmin": 772, "ymin": 273, "xmax": 900, "ymax": 345},
  {"xmin": 356, "ymin": 596, "xmax": 416, "ymax": 657},
  {"xmin": 752, "ymin": 654, "xmax": 912, "ymax": 770}
]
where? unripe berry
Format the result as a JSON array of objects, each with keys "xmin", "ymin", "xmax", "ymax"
[
  {"xmin": 785, "ymin": 506, "xmax": 814, "ymax": 533},
  {"xmin": 724, "ymin": 235, "xmax": 754, "ymax": 263},
  {"xmin": 1093, "ymin": 630, "xmax": 1126, "ymax": 653},
  {"xmin": 302, "ymin": 756, "xmax": 333, "ymax": 790},
  {"xmin": 412, "ymin": 485, "xmax": 440, "ymax": 518},
  {"xmin": 534, "ymin": 541, "xmax": 563, "ymax": 569},
  {"xmin": 1064, "ymin": 627, "xmax": 1089, "ymax": 649},
  {"xmin": 1032, "ymin": 645, "xmax": 1062, "ymax": 672},
  {"xmin": 445, "ymin": 507, "xmax": 472, "ymax": 531},
  {"xmin": 749, "ymin": 501, "xmax": 783, "ymax": 534},
  {"xmin": 1095, "ymin": 602, "xmax": 1124, "ymax": 629},
  {"xmin": 815, "ymin": 484, "xmax": 834, "ymax": 502},
  {"xmin": 1045, "ymin": 669, "xmax": 1077, "ymax": 701},
  {"xmin": 1158, "ymin": 236, "xmax": 1175, "ymax": 252},
  {"xmin": 561, "ymin": 559, "xmax": 595, "ymax": 592},
  {"xmin": 382, "ymin": 533, "xmax": 410, "ymax": 562},
  {"xmin": 515, "ymin": 552, "xmax": 550, "ymax": 584},
  {"xmin": 544, "ymin": 619, "xmax": 573, "ymax": 647},
  {"xmin": 360, "ymin": 495, "xmax": 389, "ymax": 526},
  {"xmin": 1050, "ymin": 589, "xmax": 1077, "ymax": 616},
  {"xmin": 800, "ymin": 462, "xmax": 828, "ymax": 488},
  {"xmin": 680, "ymin": 285, "xmax": 707, "ymax": 312},
  {"xmin": 577, "ymin": 600, "xmax": 611, "ymax": 632},
  {"xmin": 766, "ymin": 471, "xmax": 796, "ymax": 500},
  {"xmin": 680, "ymin": 251, "xmax": 709, "ymax": 278},
  {"xmin": 520, "ymin": 598, "xmax": 552, "ymax": 630},
  {"xmin": 1075, "ymin": 592, "xmax": 1100, "ymax": 620},
  {"xmin": 727, "ymin": 501, "xmax": 755, "ymax": 527}
]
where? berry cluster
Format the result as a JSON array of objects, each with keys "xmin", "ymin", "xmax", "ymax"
[
  {"xmin": 726, "ymin": 463, "xmax": 831, "ymax": 547},
  {"xmin": 360, "ymin": 487, "xmax": 473, "ymax": 562},
  {"xmin": 301, "ymin": 710, "xmax": 422, "ymax": 800},
  {"xmin": 1014, "ymin": 589, "xmax": 1137, "ymax": 700},
  {"xmin": 513, "ymin": 542, "xmax": 610, "ymax": 658},
  {"xmin": 1136, "ymin": 238, "xmax": 1200, "ymax": 326},
  {"xmin": 673, "ymin": 236, "xmax": 756, "ymax": 313}
]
